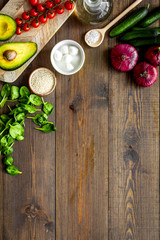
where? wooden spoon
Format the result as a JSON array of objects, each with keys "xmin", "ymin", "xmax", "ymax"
[{"xmin": 85, "ymin": 0, "xmax": 143, "ymax": 48}]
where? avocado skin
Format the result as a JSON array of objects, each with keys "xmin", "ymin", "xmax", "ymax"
[
  {"xmin": 0, "ymin": 42, "xmax": 38, "ymax": 71},
  {"xmin": 0, "ymin": 14, "xmax": 17, "ymax": 41}
]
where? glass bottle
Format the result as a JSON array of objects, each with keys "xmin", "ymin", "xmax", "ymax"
[{"xmin": 75, "ymin": 0, "xmax": 113, "ymax": 26}]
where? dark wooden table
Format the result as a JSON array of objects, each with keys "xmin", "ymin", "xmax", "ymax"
[{"xmin": 0, "ymin": 0, "xmax": 159, "ymax": 239}]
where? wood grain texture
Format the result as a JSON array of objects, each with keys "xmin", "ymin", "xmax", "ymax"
[
  {"xmin": 55, "ymin": 16, "xmax": 109, "ymax": 240},
  {"xmin": 0, "ymin": 0, "xmax": 75, "ymax": 83},
  {"xmin": 108, "ymin": 1, "xmax": 159, "ymax": 240},
  {"xmin": 0, "ymin": 1, "xmax": 56, "ymax": 240},
  {"xmin": 0, "ymin": 0, "xmax": 159, "ymax": 240}
]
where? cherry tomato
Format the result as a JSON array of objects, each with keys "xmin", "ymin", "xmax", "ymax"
[
  {"xmin": 23, "ymin": 23, "xmax": 31, "ymax": 31},
  {"xmin": 45, "ymin": 0, "xmax": 54, "ymax": 8},
  {"xmin": 30, "ymin": 8, "xmax": 39, "ymax": 17},
  {"xmin": 56, "ymin": 5, "xmax": 64, "ymax": 14},
  {"xmin": 29, "ymin": 0, "xmax": 39, "ymax": 6},
  {"xmin": 64, "ymin": 1, "xmax": 73, "ymax": 10},
  {"xmin": 22, "ymin": 12, "xmax": 30, "ymax": 20},
  {"xmin": 47, "ymin": 10, "xmax": 55, "ymax": 19},
  {"xmin": 54, "ymin": 0, "xmax": 61, "ymax": 4},
  {"xmin": 15, "ymin": 17, "xmax": 23, "ymax": 26},
  {"xmin": 39, "ymin": 15, "xmax": 48, "ymax": 23},
  {"xmin": 31, "ymin": 19, "xmax": 40, "ymax": 28},
  {"xmin": 16, "ymin": 26, "xmax": 22, "ymax": 35},
  {"xmin": 37, "ymin": 3, "xmax": 46, "ymax": 12}
]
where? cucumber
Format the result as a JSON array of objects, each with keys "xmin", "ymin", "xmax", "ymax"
[
  {"xmin": 127, "ymin": 36, "xmax": 160, "ymax": 47},
  {"xmin": 110, "ymin": 7, "xmax": 149, "ymax": 37},
  {"xmin": 139, "ymin": 7, "xmax": 160, "ymax": 27},
  {"xmin": 120, "ymin": 29, "xmax": 160, "ymax": 41},
  {"xmin": 132, "ymin": 27, "xmax": 160, "ymax": 31}
]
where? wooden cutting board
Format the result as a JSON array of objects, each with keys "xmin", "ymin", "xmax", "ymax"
[{"xmin": 0, "ymin": 0, "xmax": 75, "ymax": 82}]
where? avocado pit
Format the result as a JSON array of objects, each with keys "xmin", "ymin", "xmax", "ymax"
[{"xmin": 3, "ymin": 50, "xmax": 17, "ymax": 61}]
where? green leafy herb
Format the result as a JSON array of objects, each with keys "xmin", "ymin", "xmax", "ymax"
[
  {"xmin": 3, "ymin": 156, "xmax": 13, "ymax": 166},
  {"xmin": 6, "ymin": 165, "xmax": 22, "ymax": 176},
  {"xmin": 0, "ymin": 96, "xmax": 8, "ymax": 108},
  {"xmin": 27, "ymin": 113, "xmax": 48, "ymax": 126},
  {"xmin": 2, "ymin": 146, "xmax": 14, "ymax": 155},
  {"xmin": 43, "ymin": 102, "xmax": 53, "ymax": 115},
  {"xmin": 16, "ymin": 135, "xmax": 24, "ymax": 141},
  {"xmin": 15, "ymin": 112, "xmax": 26, "ymax": 122},
  {"xmin": 17, "ymin": 103, "xmax": 41, "ymax": 114},
  {"xmin": 0, "ymin": 83, "xmax": 11, "ymax": 108},
  {"xmin": 29, "ymin": 94, "xmax": 42, "ymax": 106},
  {"xmin": 9, "ymin": 123, "xmax": 24, "ymax": 139},
  {"xmin": 0, "ymin": 114, "xmax": 10, "ymax": 123},
  {"xmin": 0, "ymin": 83, "xmax": 56, "ymax": 176},
  {"xmin": 0, "ymin": 135, "xmax": 8, "ymax": 147},
  {"xmin": 36, "ymin": 123, "xmax": 56, "ymax": 133},
  {"xmin": 10, "ymin": 86, "xmax": 19, "ymax": 100},
  {"xmin": 1, "ymin": 83, "xmax": 11, "ymax": 98},
  {"xmin": 20, "ymin": 86, "xmax": 30, "ymax": 97},
  {"xmin": 18, "ymin": 96, "xmax": 30, "ymax": 104}
]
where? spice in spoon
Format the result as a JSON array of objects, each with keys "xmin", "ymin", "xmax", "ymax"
[{"xmin": 86, "ymin": 30, "xmax": 100, "ymax": 44}]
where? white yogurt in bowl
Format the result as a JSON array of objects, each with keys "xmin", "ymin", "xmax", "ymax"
[{"xmin": 50, "ymin": 40, "xmax": 85, "ymax": 75}]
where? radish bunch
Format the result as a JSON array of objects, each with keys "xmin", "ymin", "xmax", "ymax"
[{"xmin": 111, "ymin": 44, "xmax": 160, "ymax": 87}]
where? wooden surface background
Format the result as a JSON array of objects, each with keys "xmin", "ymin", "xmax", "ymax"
[{"xmin": 0, "ymin": 0, "xmax": 159, "ymax": 239}]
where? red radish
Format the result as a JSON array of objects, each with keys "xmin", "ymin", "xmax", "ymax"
[
  {"xmin": 111, "ymin": 44, "xmax": 138, "ymax": 72},
  {"xmin": 133, "ymin": 62, "xmax": 158, "ymax": 87},
  {"xmin": 145, "ymin": 46, "xmax": 160, "ymax": 67}
]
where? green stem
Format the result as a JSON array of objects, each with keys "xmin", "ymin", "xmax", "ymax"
[
  {"xmin": 7, "ymin": 100, "xmax": 18, "ymax": 102},
  {"xmin": 8, "ymin": 105, "xmax": 12, "ymax": 112},
  {"xmin": 0, "ymin": 127, "xmax": 7, "ymax": 136},
  {"xmin": 41, "ymin": 97, "xmax": 45, "ymax": 104}
]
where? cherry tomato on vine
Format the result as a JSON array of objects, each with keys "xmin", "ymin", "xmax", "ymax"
[
  {"xmin": 56, "ymin": 5, "xmax": 64, "ymax": 14},
  {"xmin": 15, "ymin": 17, "xmax": 23, "ymax": 26},
  {"xmin": 45, "ymin": 0, "xmax": 54, "ymax": 8},
  {"xmin": 31, "ymin": 19, "xmax": 40, "ymax": 28},
  {"xmin": 37, "ymin": 3, "xmax": 46, "ymax": 12},
  {"xmin": 23, "ymin": 23, "xmax": 31, "ymax": 31},
  {"xmin": 29, "ymin": 0, "xmax": 39, "ymax": 6},
  {"xmin": 47, "ymin": 10, "xmax": 55, "ymax": 19},
  {"xmin": 22, "ymin": 12, "xmax": 30, "ymax": 20},
  {"xmin": 30, "ymin": 8, "xmax": 39, "ymax": 17},
  {"xmin": 39, "ymin": 15, "xmax": 48, "ymax": 23},
  {"xmin": 16, "ymin": 26, "xmax": 22, "ymax": 35},
  {"xmin": 54, "ymin": 0, "xmax": 61, "ymax": 4},
  {"xmin": 64, "ymin": 1, "xmax": 73, "ymax": 10}
]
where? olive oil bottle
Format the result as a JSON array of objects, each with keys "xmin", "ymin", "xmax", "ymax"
[{"xmin": 75, "ymin": 0, "xmax": 113, "ymax": 26}]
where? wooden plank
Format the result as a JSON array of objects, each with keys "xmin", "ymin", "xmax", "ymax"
[
  {"xmin": 55, "ymin": 15, "xmax": 109, "ymax": 240},
  {"xmin": 0, "ymin": 0, "xmax": 75, "ymax": 83},
  {"xmin": 108, "ymin": 0, "xmax": 159, "ymax": 239},
  {"xmin": 0, "ymin": 47, "xmax": 56, "ymax": 240},
  {"xmin": 0, "ymin": 1, "xmax": 56, "ymax": 240},
  {"xmin": 0, "ymin": 48, "xmax": 56, "ymax": 240}
]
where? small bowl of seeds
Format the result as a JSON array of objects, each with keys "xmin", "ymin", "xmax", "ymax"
[{"xmin": 29, "ymin": 67, "xmax": 56, "ymax": 96}]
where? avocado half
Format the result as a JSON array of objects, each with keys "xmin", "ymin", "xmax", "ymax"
[
  {"xmin": 0, "ymin": 14, "xmax": 16, "ymax": 41},
  {"xmin": 0, "ymin": 42, "xmax": 37, "ymax": 71}
]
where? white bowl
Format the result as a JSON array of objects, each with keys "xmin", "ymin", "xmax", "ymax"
[{"xmin": 50, "ymin": 40, "xmax": 85, "ymax": 75}]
